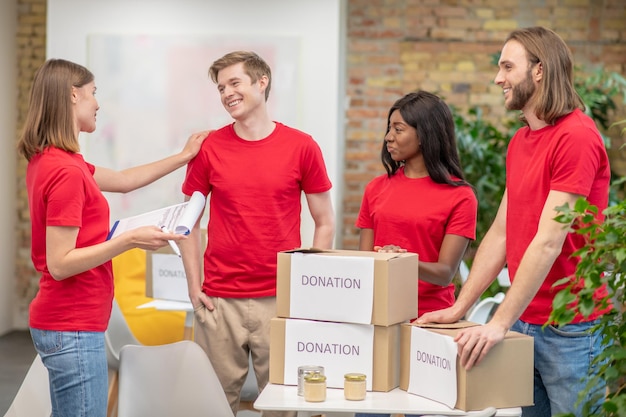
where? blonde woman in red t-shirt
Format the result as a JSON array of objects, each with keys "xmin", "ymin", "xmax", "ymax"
[{"xmin": 17, "ymin": 58, "xmax": 207, "ymax": 417}]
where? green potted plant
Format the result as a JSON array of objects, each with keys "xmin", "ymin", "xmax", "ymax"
[
  {"xmin": 453, "ymin": 106, "xmax": 510, "ymax": 252},
  {"xmin": 549, "ymin": 178, "xmax": 626, "ymax": 416}
]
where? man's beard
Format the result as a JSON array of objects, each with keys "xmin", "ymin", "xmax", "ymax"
[{"xmin": 506, "ymin": 70, "xmax": 536, "ymax": 111}]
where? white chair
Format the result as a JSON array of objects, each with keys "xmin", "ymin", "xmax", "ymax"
[
  {"xmin": 105, "ymin": 299, "xmax": 143, "ymax": 417},
  {"xmin": 458, "ymin": 260, "xmax": 470, "ymax": 284},
  {"xmin": 459, "ymin": 261, "xmax": 508, "ymax": 324},
  {"xmin": 117, "ymin": 340, "xmax": 234, "ymax": 417},
  {"xmin": 466, "ymin": 292, "xmax": 506, "ymax": 324},
  {"xmin": 496, "ymin": 267, "xmax": 511, "ymax": 287},
  {"xmin": 3, "ymin": 354, "xmax": 51, "ymax": 417},
  {"xmin": 239, "ymin": 355, "xmax": 259, "ymax": 412},
  {"xmin": 459, "ymin": 261, "xmax": 510, "ymax": 288}
]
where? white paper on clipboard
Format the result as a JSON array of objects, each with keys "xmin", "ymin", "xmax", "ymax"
[{"xmin": 107, "ymin": 191, "xmax": 206, "ymax": 239}]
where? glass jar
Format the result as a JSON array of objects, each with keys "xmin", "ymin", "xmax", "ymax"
[
  {"xmin": 303, "ymin": 372, "xmax": 327, "ymax": 402},
  {"xmin": 297, "ymin": 365, "xmax": 325, "ymax": 396},
  {"xmin": 344, "ymin": 373, "xmax": 367, "ymax": 401}
]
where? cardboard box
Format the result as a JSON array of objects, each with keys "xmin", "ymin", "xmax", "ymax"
[
  {"xmin": 145, "ymin": 246, "xmax": 190, "ymax": 302},
  {"xmin": 270, "ymin": 317, "xmax": 400, "ymax": 392},
  {"xmin": 277, "ymin": 249, "xmax": 418, "ymax": 326},
  {"xmin": 399, "ymin": 321, "xmax": 534, "ymax": 411},
  {"xmin": 145, "ymin": 230, "xmax": 206, "ymax": 302}
]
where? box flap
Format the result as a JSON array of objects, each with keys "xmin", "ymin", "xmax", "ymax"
[
  {"xmin": 282, "ymin": 247, "xmax": 327, "ymax": 254},
  {"xmin": 302, "ymin": 248, "xmax": 415, "ymax": 261},
  {"xmin": 282, "ymin": 248, "xmax": 415, "ymax": 261},
  {"xmin": 411, "ymin": 320, "xmax": 480, "ymax": 329}
]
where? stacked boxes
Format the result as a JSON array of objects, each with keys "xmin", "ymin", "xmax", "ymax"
[{"xmin": 269, "ymin": 248, "xmax": 419, "ymax": 392}]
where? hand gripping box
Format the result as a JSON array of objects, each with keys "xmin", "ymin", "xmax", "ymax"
[
  {"xmin": 276, "ymin": 249, "xmax": 418, "ymax": 326},
  {"xmin": 399, "ymin": 321, "xmax": 534, "ymax": 411},
  {"xmin": 270, "ymin": 317, "xmax": 401, "ymax": 392}
]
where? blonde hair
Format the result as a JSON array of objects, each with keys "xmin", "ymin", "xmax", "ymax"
[
  {"xmin": 506, "ymin": 27, "xmax": 584, "ymax": 125},
  {"xmin": 208, "ymin": 51, "xmax": 272, "ymax": 101},
  {"xmin": 17, "ymin": 59, "xmax": 94, "ymax": 161}
]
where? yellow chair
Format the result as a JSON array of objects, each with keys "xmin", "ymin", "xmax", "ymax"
[{"xmin": 112, "ymin": 248, "xmax": 186, "ymax": 345}]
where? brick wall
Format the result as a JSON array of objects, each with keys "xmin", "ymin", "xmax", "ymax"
[
  {"xmin": 15, "ymin": 0, "xmax": 46, "ymax": 324},
  {"xmin": 341, "ymin": 0, "xmax": 626, "ymax": 249},
  {"xmin": 13, "ymin": 0, "xmax": 626, "ymax": 323}
]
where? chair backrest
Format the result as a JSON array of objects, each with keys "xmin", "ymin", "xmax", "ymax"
[
  {"xmin": 459, "ymin": 262, "xmax": 511, "ymax": 289},
  {"xmin": 104, "ymin": 298, "xmax": 141, "ymax": 370},
  {"xmin": 117, "ymin": 340, "xmax": 234, "ymax": 417},
  {"xmin": 458, "ymin": 260, "xmax": 470, "ymax": 284},
  {"xmin": 3, "ymin": 355, "xmax": 51, "ymax": 417},
  {"xmin": 466, "ymin": 292, "xmax": 505, "ymax": 324},
  {"xmin": 496, "ymin": 267, "xmax": 511, "ymax": 287}
]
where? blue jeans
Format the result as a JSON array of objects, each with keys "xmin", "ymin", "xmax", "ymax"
[
  {"xmin": 511, "ymin": 319, "xmax": 605, "ymax": 417},
  {"xmin": 30, "ymin": 328, "xmax": 108, "ymax": 417}
]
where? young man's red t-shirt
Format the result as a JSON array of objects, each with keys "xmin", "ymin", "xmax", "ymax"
[
  {"xmin": 506, "ymin": 109, "xmax": 611, "ymax": 324},
  {"xmin": 182, "ymin": 123, "xmax": 332, "ymax": 298}
]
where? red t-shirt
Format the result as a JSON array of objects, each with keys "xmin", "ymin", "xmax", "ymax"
[
  {"xmin": 27, "ymin": 147, "xmax": 113, "ymax": 331},
  {"xmin": 182, "ymin": 123, "xmax": 332, "ymax": 298},
  {"xmin": 356, "ymin": 168, "xmax": 477, "ymax": 316},
  {"xmin": 506, "ymin": 109, "xmax": 611, "ymax": 325}
]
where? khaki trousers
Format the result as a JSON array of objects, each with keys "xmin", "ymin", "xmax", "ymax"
[{"xmin": 194, "ymin": 296, "xmax": 295, "ymax": 417}]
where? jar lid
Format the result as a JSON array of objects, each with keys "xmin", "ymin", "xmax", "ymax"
[
  {"xmin": 298, "ymin": 365, "xmax": 324, "ymax": 373},
  {"xmin": 344, "ymin": 373, "xmax": 366, "ymax": 381},
  {"xmin": 304, "ymin": 373, "xmax": 327, "ymax": 383}
]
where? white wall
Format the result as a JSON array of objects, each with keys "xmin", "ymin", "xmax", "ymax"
[
  {"xmin": 47, "ymin": 0, "xmax": 345, "ymax": 247},
  {"xmin": 0, "ymin": 0, "xmax": 18, "ymax": 334}
]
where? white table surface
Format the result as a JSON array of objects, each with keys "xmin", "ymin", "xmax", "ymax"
[
  {"xmin": 137, "ymin": 299, "xmax": 193, "ymax": 311},
  {"xmin": 137, "ymin": 299, "xmax": 194, "ymax": 338},
  {"xmin": 137, "ymin": 299, "xmax": 193, "ymax": 323},
  {"xmin": 254, "ymin": 384, "xmax": 522, "ymax": 416}
]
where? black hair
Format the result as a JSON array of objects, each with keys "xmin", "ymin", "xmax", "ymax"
[{"xmin": 381, "ymin": 90, "xmax": 467, "ymax": 187}]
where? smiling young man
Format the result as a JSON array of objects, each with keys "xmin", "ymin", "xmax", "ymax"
[
  {"xmin": 179, "ymin": 51, "xmax": 335, "ymax": 417},
  {"xmin": 417, "ymin": 27, "xmax": 611, "ymax": 416}
]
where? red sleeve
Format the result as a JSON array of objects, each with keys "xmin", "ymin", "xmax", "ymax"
[
  {"xmin": 355, "ymin": 180, "xmax": 376, "ymax": 229},
  {"xmin": 182, "ymin": 140, "xmax": 212, "ymax": 197},
  {"xmin": 300, "ymin": 138, "xmax": 332, "ymax": 194},
  {"xmin": 445, "ymin": 186, "xmax": 478, "ymax": 240},
  {"xmin": 46, "ymin": 166, "xmax": 87, "ymax": 228},
  {"xmin": 550, "ymin": 126, "xmax": 605, "ymax": 197}
]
